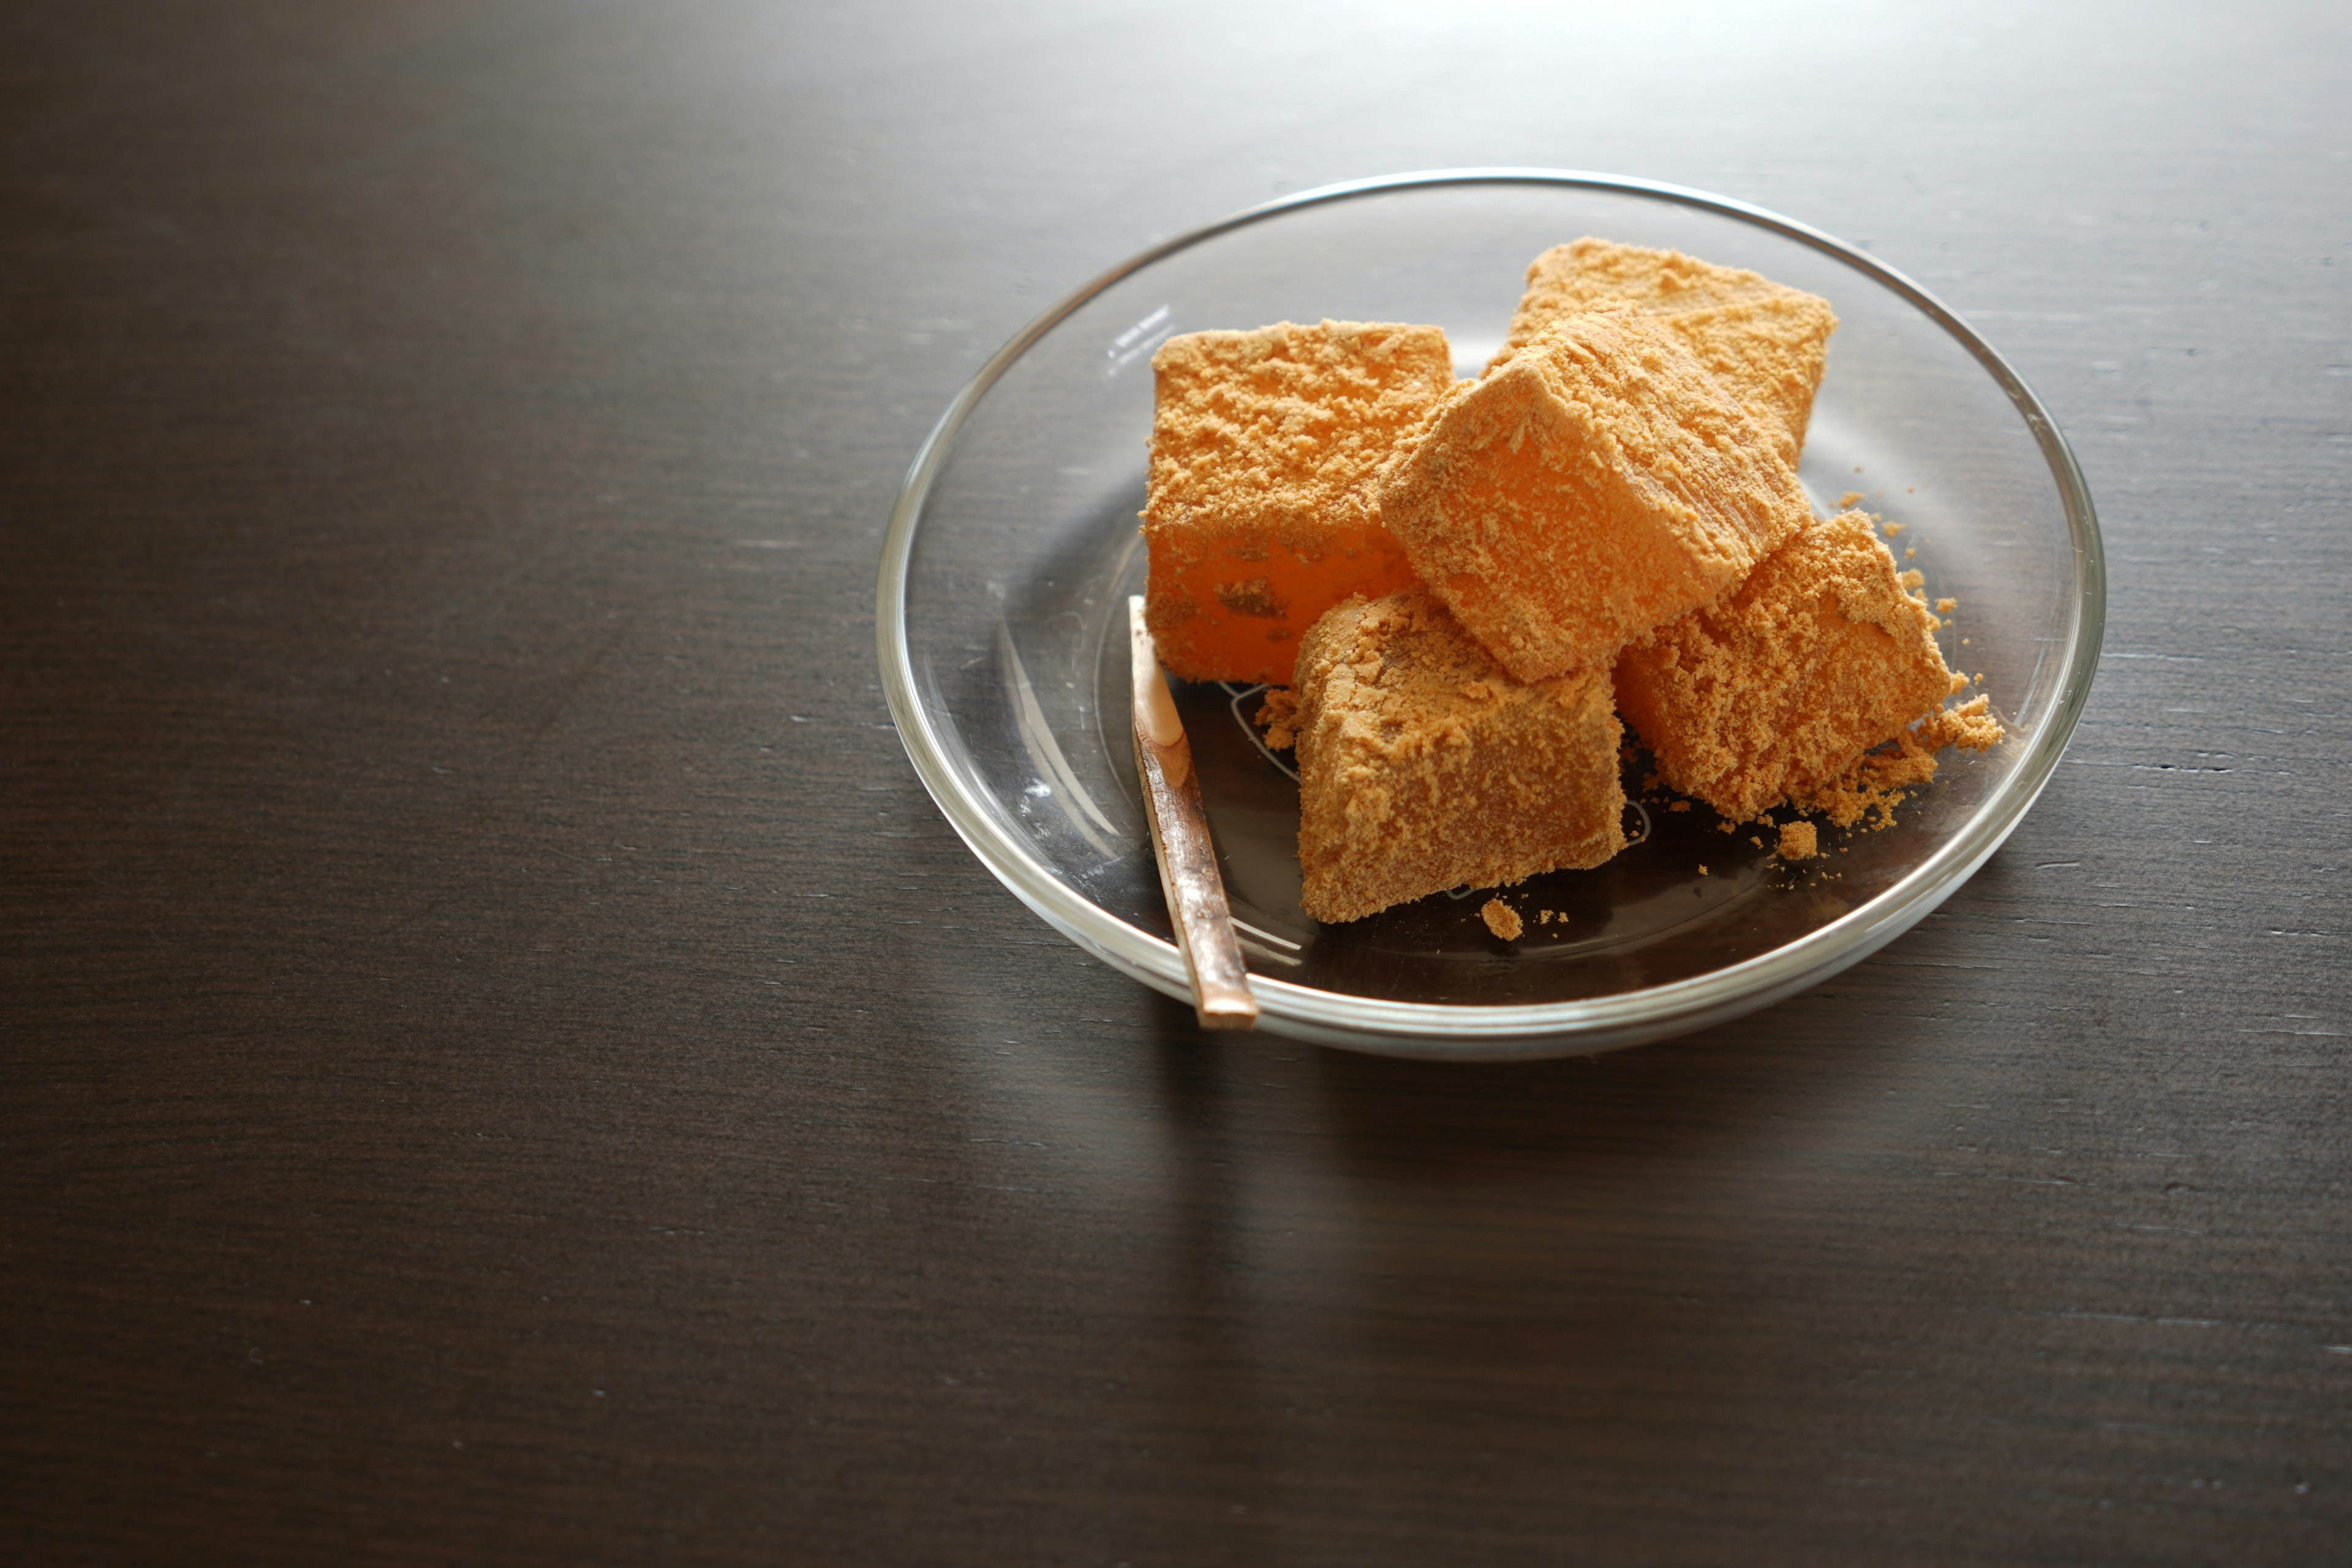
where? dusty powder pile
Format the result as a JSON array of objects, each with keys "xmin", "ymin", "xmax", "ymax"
[{"xmin": 1800, "ymin": 696, "xmax": 2002, "ymax": 829}]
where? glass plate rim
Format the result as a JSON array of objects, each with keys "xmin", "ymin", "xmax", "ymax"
[{"xmin": 874, "ymin": 168, "xmax": 2108, "ymax": 1052}]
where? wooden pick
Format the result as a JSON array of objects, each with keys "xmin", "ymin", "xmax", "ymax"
[{"xmin": 1127, "ymin": 597, "xmax": 1257, "ymax": 1031}]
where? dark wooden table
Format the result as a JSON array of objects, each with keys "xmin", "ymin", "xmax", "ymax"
[{"xmin": 8, "ymin": 1, "xmax": 2348, "ymax": 1561}]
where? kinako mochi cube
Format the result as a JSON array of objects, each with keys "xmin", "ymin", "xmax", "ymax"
[
  {"xmin": 1291, "ymin": 586, "xmax": 1626, "ymax": 924},
  {"xmin": 1613, "ymin": 509, "xmax": 1961, "ymax": 821},
  {"xmin": 1142, "ymin": 319, "xmax": 1454, "ymax": 686},
  {"xmin": 1378, "ymin": 305, "xmax": 1809, "ymax": 686},
  {"xmin": 1490, "ymin": 238, "xmax": 1836, "ymax": 466}
]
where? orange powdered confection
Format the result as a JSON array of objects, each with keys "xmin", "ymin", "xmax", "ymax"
[
  {"xmin": 1379, "ymin": 306, "xmax": 1808, "ymax": 684},
  {"xmin": 1293, "ymin": 586, "xmax": 1626, "ymax": 924},
  {"xmin": 1490, "ymin": 238, "xmax": 1836, "ymax": 466},
  {"xmin": 1776, "ymin": 820, "xmax": 1819, "ymax": 860},
  {"xmin": 1142, "ymin": 319, "xmax": 1454, "ymax": 685},
  {"xmin": 1614, "ymin": 509, "xmax": 1971, "ymax": 821}
]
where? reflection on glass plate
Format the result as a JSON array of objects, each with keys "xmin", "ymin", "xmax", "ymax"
[{"xmin": 878, "ymin": 170, "xmax": 2103, "ymax": 1060}]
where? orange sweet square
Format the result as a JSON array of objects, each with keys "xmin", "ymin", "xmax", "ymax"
[
  {"xmin": 1142, "ymin": 319, "xmax": 1453, "ymax": 685},
  {"xmin": 1491, "ymin": 238, "xmax": 1836, "ymax": 466},
  {"xmin": 1292, "ymin": 587, "xmax": 1625, "ymax": 924},
  {"xmin": 1379, "ymin": 306, "xmax": 1808, "ymax": 684},
  {"xmin": 1613, "ymin": 510, "xmax": 1958, "ymax": 820}
]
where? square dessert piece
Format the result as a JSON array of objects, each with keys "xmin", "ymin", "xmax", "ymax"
[
  {"xmin": 1613, "ymin": 510, "xmax": 1960, "ymax": 820},
  {"xmin": 1491, "ymin": 238, "xmax": 1836, "ymax": 465},
  {"xmin": 1143, "ymin": 318, "xmax": 1454, "ymax": 685},
  {"xmin": 1292, "ymin": 586, "xmax": 1626, "ymax": 924},
  {"xmin": 1378, "ymin": 306, "xmax": 1809, "ymax": 684}
]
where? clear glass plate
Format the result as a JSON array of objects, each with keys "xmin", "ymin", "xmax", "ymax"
[{"xmin": 876, "ymin": 170, "xmax": 2105, "ymax": 1060}]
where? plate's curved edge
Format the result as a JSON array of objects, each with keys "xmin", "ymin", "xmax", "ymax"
[{"xmin": 875, "ymin": 170, "xmax": 2106, "ymax": 1053}]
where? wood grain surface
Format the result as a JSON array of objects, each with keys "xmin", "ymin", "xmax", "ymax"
[{"xmin": 5, "ymin": 1, "xmax": 2347, "ymax": 1561}]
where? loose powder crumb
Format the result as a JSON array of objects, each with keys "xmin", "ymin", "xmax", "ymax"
[
  {"xmin": 1883, "ymin": 521, "xmax": 1907, "ymax": 535},
  {"xmin": 1255, "ymin": 687, "xmax": 1300, "ymax": 750},
  {"xmin": 1480, "ymin": 898, "xmax": 1524, "ymax": 940},
  {"xmin": 1839, "ymin": 491, "xmax": 1865, "ymax": 508},
  {"xmin": 1935, "ymin": 597, "xmax": 1958, "ymax": 614},
  {"xmin": 1697, "ymin": 865, "xmax": 1709, "ymax": 876},
  {"xmin": 1777, "ymin": 821, "xmax": 1819, "ymax": 859},
  {"xmin": 1797, "ymin": 696, "xmax": 2002, "ymax": 829}
]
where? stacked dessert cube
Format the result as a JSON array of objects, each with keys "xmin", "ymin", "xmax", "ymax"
[{"xmin": 1140, "ymin": 239, "xmax": 1986, "ymax": 924}]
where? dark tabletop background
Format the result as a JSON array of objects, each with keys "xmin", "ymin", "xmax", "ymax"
[{"xmin": 6, "ymin": 1, "xmax": 2349, "ymax": 1562}]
